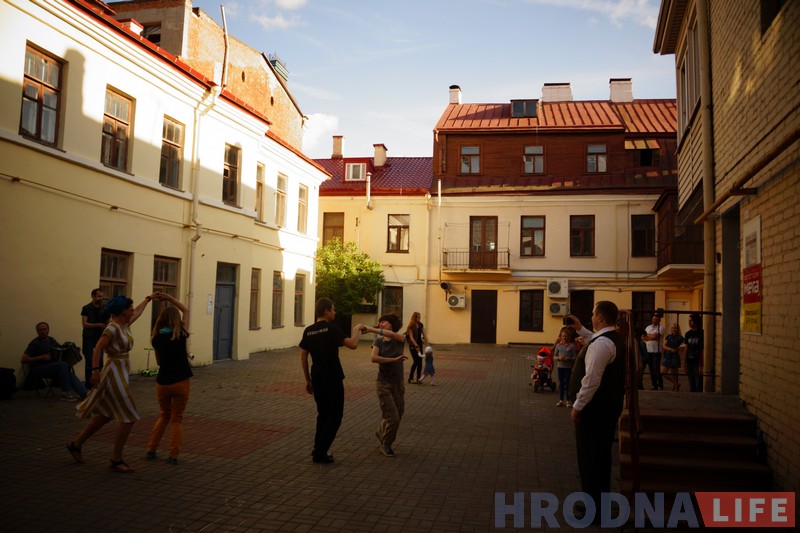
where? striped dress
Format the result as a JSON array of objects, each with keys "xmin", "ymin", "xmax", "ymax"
[{"xmin": 76, "ymin": 321, "xmax": 140, "ymax": 423}]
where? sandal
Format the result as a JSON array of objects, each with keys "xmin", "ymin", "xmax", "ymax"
[
  {"xmin": 108, "ymin": 459, "xmax": 134, "ymax": 473},
  {"xmin": 66, "ymin": 441, "xmax": 84, "ymax": 464}
]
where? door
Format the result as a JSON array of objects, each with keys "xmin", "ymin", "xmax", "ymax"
[
  {"xmin": 721, "ymin": 206, "xmax": 741, "ymax": 394},
  {"xmin": 469, "ymin": 217, "xmax": 497, "ymax": 269},
  {"xmin": 470, "ymin": 290, "xmax": 497, "ymax": 343},
  {"xmin": 213, "ymin": 263, "xmax": 237, "ymax": 360}
]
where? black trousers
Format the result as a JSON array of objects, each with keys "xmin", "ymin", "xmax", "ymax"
[
  {"xmin": 311, "ymin": 377, "xmax": 344, "ymax": 456},
  {"xmin": 408, "ymin": 347, "xmax": 422, "ymax": 381},
  {"xmin": 574, "ymin": 407, "xmax": 621, "ymax": 511}
]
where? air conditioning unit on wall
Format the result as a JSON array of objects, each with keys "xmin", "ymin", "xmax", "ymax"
[
  {"xmin": 447, "ymin": 294, "xmax": 466, "ymax": 308},
  {"xmin": 549, "ymin": 302, "xmax": 568, "ymax": 316},
  {"xmin": 547, "ymin": 279, "xmax": 569, "ymax": 298}
]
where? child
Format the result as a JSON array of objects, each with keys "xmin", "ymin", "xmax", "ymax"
[
  {"xmin": 418, "ymin": 345, "xmax": 436, "ymax": 385},
  {"xmin": 554, "ymin": 326, "xmax": 578, "ymax": 407},
  {"xmin": 661, "ymin": 324, "xmax": 684, "ymax": 391}
]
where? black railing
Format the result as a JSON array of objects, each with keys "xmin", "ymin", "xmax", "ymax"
[{"xmin": 442, "ymin": 248, "xmax": 510, "ymax": 270}]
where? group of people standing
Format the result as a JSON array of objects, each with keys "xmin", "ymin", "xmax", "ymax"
[{"xmin": 639, "ymin": 312, "xmax": 704, "ymax": 392}]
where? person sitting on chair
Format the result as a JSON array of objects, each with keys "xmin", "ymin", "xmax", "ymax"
[{"xmin": 21, "ymin": 322, "xmax": 87, "ymax": 401}]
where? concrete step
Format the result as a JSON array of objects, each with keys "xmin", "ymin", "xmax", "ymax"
[
  {"xmin": 618, "ymin": 431, "xmax": 759, "ymax": 461},
  {"xmin": 619, "ymin": 454, "xmax": 772, "ymax": 489},
  {"xmin": 619, "ymin": 409, "xmax": 757, "ymax": 436}
]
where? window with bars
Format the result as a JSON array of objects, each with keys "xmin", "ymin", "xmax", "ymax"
[
  {"xmin": 250, "ymin": 268, "xmax": 261, "ymax": 329},
  {"xmin": 387, "ymin": 214, "xmax": 409, "ymax": 253},
  {"xmin": 276, "ymin": 174, "xmax": 287, "ymax": 227},
  {"xmin": 272, "ymin": 271, "xmax": 284, "ymax": 328},
  {"xmin": 160, "ymin": 117, "xmax": 183, "ymax": 189},
  {"xmin": 523, "ymin": 145, "xmax": 544, "ymax": 174},
  {"xmin": 152, "ymin": 256, "xmax": 179, "ymax": 328},
  {"xmin": 460, "ymin": 146, "xmax": 480, "ymax": 174},
  {"xmin": 570, "ymin": 215, "xmax": 595, "ymax": 257},
  {"xmin": 20, "ymin": 46, "xmax": 62, "ymax": 146},
  {"xmin": 519, "ymin": 290, "xmax": 544, "ymax": 331},
  {"xmin": 323, "ymin": 212, "xmax": 344, "ymax": 245},
  {"xmin": 101, "ymin": 89, "xmax": 132, "ymax": 171},
  {"xmin": 223, "ymin": 144, "xmax": 240, "ymax": 206},
  {"xmin": 521, "ymin": 216, "xmax": 545, "ymax": 256},
  {"xmin": 294, "ymin": 274, "xmax": 306, "ymax": 326},
  {"xmin": 297, "ymin": 184, "xmax": 308, "ymax": 234},
  {"xmin": 382, "ymin": 286, "xmax": 403, "ymax": 319},
  {"xmin": 586, "ymin": 144, "xmax": 607, "ymax": 173},
  {"xmin": 99, "ymin": 249, "xmax": 130, "ymax": 301}
]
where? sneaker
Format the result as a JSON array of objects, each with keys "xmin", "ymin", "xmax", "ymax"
[
  {"xmin": 380, "ymin": 445, "xmax": 396, "ymax": 458},
  {"xmin": 167, "ymin": 457, "xmax": 178, "ymax": 465},
  {"xmin": 566, "ymin": 402, "xmax": 572, "ymax": 408},
  {"xmin": 556, "ymin": 400, "xmax": 565, "ymax": 407},
  {"xmin": 59, "ymin": 392, "xmax": 78, "ymax": 402},
  {"xmin": 145, "ymin": 451, "xmax": 157, "ymax": 460}
]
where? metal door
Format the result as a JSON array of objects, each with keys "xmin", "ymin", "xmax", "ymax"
[
  {"xmin": 470, "ymin": 290, "xmax": 497, "ymax": 343},
  {"xmin": 213, "ymin": 264, "xmax": 237, "ymax": 360}
]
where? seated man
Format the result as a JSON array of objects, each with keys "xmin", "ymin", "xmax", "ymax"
[{"xmin": 21, "ymin": 322, "xmax": 87, "ymax": 401}]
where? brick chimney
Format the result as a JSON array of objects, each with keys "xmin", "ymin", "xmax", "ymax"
[
  {"xmin": 610, "ymin": 78, "xmax": 634, "ymax": 102},
  {"xmin": 332, "ymin": 135, "xmax": 344, "ymax": 159},
  {"xmin": 541, "ymin": 83, "xmax": 573, "ymax": 102},
  {"xmin": 449, "ymin": 85, "xmax": 462, "ymax": 104},
  {"xmin": 373, "ymin": 144, "xmax": 388, "ymax": 167}
]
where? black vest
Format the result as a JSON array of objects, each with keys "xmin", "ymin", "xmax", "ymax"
[{"xmin": 568, "ymin": 330, "xmax": 626, "ymax": 415}]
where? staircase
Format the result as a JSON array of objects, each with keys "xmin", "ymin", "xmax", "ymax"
[{"xmin": 618, "ymin": 404, "xmax": 773, "ymax": 498}]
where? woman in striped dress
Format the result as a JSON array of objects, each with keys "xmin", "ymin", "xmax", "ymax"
[{"xmin": 67, "ymin": 293, "xmax": 157, "ymax": 473}]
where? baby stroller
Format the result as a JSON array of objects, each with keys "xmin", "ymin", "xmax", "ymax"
[{"xmin": 529, "ymin": 346, "xmax": 556, "ymax": 392}]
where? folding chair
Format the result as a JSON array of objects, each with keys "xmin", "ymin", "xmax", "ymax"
[{"xmin": 22, "ymin": 363, "xmax": 55, "ymax": 398}]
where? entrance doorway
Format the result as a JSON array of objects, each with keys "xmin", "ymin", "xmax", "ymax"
[
  {"xmin": 470, "ymin": 290, "xmax": 497, "ymax": 343},
  {"xmin": 213, "ymin": 263, "xmax": 237, "ymax": 360}
]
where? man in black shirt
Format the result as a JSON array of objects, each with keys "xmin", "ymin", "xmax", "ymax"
[{"xmin": 80, "ymin": 288, "xmax": 108, "ymax": 387}]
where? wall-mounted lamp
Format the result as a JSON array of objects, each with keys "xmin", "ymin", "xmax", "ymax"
[{"xmin": 440, "ymin": 282, "xmax": 450, "ymax": 292}]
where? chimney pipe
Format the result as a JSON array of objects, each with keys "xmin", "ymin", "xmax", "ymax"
[
  {"xmin": 449, "ymin": 85, "xmax": 462, "ymax": 104},
  {"xmin": 332, "ymin": 135, "xmax": 344, "ymax": 159},
  {"xmin": 610, "ymin": 78, "xmax": 633, "ymax": 102},
  {"xmin": 541, "ymin": 82, "xmax": 573, "ymax": 102},
  {"xmin": 373, "ymin": 143, "xmax": 388, "ymax": 167}
]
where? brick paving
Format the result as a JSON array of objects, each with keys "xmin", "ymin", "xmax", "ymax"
[{"xmin": 0, "ymin": 343, "xmax": 614, "ymax": 532}]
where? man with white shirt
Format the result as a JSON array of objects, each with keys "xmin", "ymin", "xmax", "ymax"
[
  {"xmin": 566, "ymin": 302, "xmax": 626, "ymax": 518},
  {"xmin": 644, "ymin": 313, "xmax": 664, "ymax": 390}
]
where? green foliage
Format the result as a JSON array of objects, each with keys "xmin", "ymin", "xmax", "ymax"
[{"xmin": 315, "ymin": 240, "xmax": 385, "ymax": 316}]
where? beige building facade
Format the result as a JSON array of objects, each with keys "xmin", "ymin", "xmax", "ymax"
[
  {"xmin": 0, "ymin": 0, "xmax": 327, "ymax": 378},
  {"xmin": 655, "ymin": 0, "xmax": 799, "ymax": 492}
]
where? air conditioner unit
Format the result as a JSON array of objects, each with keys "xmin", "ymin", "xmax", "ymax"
[
  {"xmin": 549, "ymin": 302, "xmax": 568, "ymax": 316},
  {"xmin": 547, "ymin": 279, "xmax": 569, "ymax": 298},
  {"xmin": 447, "ymin": 294, "xmax": 466, "ymax": 308}
]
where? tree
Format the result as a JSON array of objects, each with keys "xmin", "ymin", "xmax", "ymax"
[{"xmin": 315, "ymin": 240, "xmax": 385, "ymax": 316}]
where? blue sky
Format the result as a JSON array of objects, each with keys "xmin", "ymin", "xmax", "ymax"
[{"xmin": 192, "ymin": 0, "xmax": 675, "ymax": 159}]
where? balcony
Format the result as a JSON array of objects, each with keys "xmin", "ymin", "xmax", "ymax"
[
  {"xmin": 442, "ymin": 248, "xmax": 510, "ymax": 272},
  {"xmin": 656, "ymin": 229, "xmax": 704, "ymax": 280}
]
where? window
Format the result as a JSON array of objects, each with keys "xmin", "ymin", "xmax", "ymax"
[
  {"xmin": 586, "ymin": 145, "xmax": 606, "ymax": 173},
  {"xmin": 519, "ymin": 290, "xmax": 544, "ymax": 332},
  {"xmin": 521, "ymin": 216, "xmax": 545, "ymax": 256},
  {"xmin": 99, "ymin": 249, "xmax": 130, "ymax": 300},
  {"xmin": 255, "ymin": 163, "xmax": 265, "ymax": 221},
  {"xmin": 249, "ymin": 268, "xmax": 261, "ymax": 329},
  {"xmin": 102, "ymin": 89, "xmax": 132, "ymax": 171},
  {"xmin": 297, "ymin": 184, "xmax": 308, "ymax": 234},
  {"xmin": 524, "ymin": 145, "xmax": 544, "ymax": 174},
  {"xmin": 460, "ymin": 146, "xmax": 480, "ymax": 174},
  {"xmin": 678, "ymin": 19, "xmax": 701, "ymax": 134},
  {"xmin": 142, "ymin": 24, "xmax": 162, "ymax": 45},
  {"xmin": 760, "ymin": 0, "xmax": 785, "ymax": 35},
  {"xmin": 160, "ymin": 117, "xmax": 183, "ymax": 189},
  {"xmin": 152, "ymin": 256, "xmax": 179, "ymax": 328},
  {"xmin": 345, "ymin": 163, "xmax": 366, "ymax": 181},
  {"xmin": 276, "ymin": 174, "xmax": 287, "ymax": 227},
  {"xmin": 387, "ymin": 214, "xmax": 410, "ymax": 253},
  {"xmin": 20, "ymin": 46, "xmax": 62, "ymax": 145},
  {"xmin": 633, "ymin": 149, "xmax": 659, "ymax": 167},
  {"xmin": 382, "ymin": 286, "xmax": 403, "ymax": 318},
  {"xmin": 323, "ymin": 212, "xmax": 344, "ymax": 245},
  {"xmin": 294, "ymin": 274, "xmax": 306, "ymax": 326},
  {"xmin": 570, "ymin": 215, "xmax": 595, "ymax": 256},
  {"xmin": 272, "ymin": 271, "xmax": 284, "ymax": 328},
  {"xmin": 632, "ymin": 214, "xmax": 656, "ymax": 257},
  {"xmin": 632, "ymin": 291, "xmax": 656, "ymax": 333},
  {"xmin": 222, "ymin": 144, "xmax": 240, "ymax": 206},
  {"xmin": 511, "ymin": 99, "xmax": 538, "ymax": 118}
]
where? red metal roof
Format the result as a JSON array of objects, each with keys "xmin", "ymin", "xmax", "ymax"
[
  {"xmin": 315, "ymin": 157, "xmax": 433, "ymax": 195},
  {"xmin": 435, "ymin": 99, "xmax": 676, "ymax": 134}
]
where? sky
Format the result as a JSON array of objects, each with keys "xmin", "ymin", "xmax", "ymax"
[{"xmin": 191, "ymin": 0, "xmax": 676, "ymax": 159}]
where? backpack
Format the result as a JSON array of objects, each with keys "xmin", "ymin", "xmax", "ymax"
[{"xmin": 0, "ymin": 368, "xmax": 16, "ymax": 400}]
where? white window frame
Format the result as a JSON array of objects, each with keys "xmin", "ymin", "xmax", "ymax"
[{"xmin": 345, "ymin": 163, "xmax": 366, "ymax": 181}]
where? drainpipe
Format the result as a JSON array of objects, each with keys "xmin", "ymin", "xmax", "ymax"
[
  {"xmin": 423, "ymin": 193, "xmax": 432, "ymax": 340},
  {"xmin": 366, "ymin": 172, "xmax": 372, "ymax": 210},
  {"xmin": 697, "ymin": 0, "xmax": 716, "ymax": 392}
]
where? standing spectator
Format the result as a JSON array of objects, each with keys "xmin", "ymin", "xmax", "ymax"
[
  {"xmin": 683, "ymin": 314, "xmax": 704, "ymax": 392},
  {"xmin": 554, "ymin": 326, "xmax": 578, "ymax": 407},
  {"xmin": 145, "ymin": 293, "xmax": 192, "ymax": 465},
  {"xmin": 404, "ymin": 312, "xmax": 427, "ymax": 384},
  {"xmin": 67, "ymin": 293, "xmax": 157, "ymax": 473},
  {"xmin": 21, "ymin": 322, "xmax": 87, "ymax": 401},
  {"xmin": 418, "ymin": 345, "xmax": 436, "ymax": 385},
  {"xmin": 644, "ymin": 314, "xmax": 664, "ymax": 390},
  {"xmin": 661, "ymin": 324, "xmax": 684, "ymax": 391},
  {"xmin": 568, "ymin": 301, "xmax": 626, "ymax": 521},
  {"xmin": 635, "ymin": 328, "xmax": 649, "ymax": 390},
  {"xmin": 299, "ymin": 298, "xmax": 364, "ymax": 464},
  {"xmin": 80, "ymin": 288, "xmax": 108, "ymax": 388},
  {"xmin": 365, "ymin": 314, "xmax": 407, "ymax": 457}
]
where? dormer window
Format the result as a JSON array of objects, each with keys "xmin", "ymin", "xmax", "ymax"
[
  {"xmin": 511, "ymin": 99, "xmax": 538, "ymax": 118},
  {"xmin": 142, "ymin": 24, "xmax": 162, "ymax": 46},
  {"xmin": 345, "ymin": 162, "xmax": 366, "ymax": 181}
]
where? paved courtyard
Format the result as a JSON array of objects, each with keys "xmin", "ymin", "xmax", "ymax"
[{"xmin": 0, "ymin": 343, "xmax": 614, "ymax": 532}]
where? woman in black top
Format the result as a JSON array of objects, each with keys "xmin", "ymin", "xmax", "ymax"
[{"xmin": 145, "ymin": 293, "xmax": 192, "ymax": 465}]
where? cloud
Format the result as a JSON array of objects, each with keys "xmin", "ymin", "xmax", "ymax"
[
  {"xmin": 524, "ymin": 0, "xmax": 659, "ymax": 29},
  {"xmin": 254, "ymin": 13, "xmax": 301, "ymax": 30},
  {"xmin": 302, "ymin": 113, "xmax": 339, "ymax": 157},
  {"xmin": 290, "ymin": 82, "xmax": 341, "ymax": 102},
  {"xmin": 274, "ymin": 0, "xmax": 307, "ymax": 9}
]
